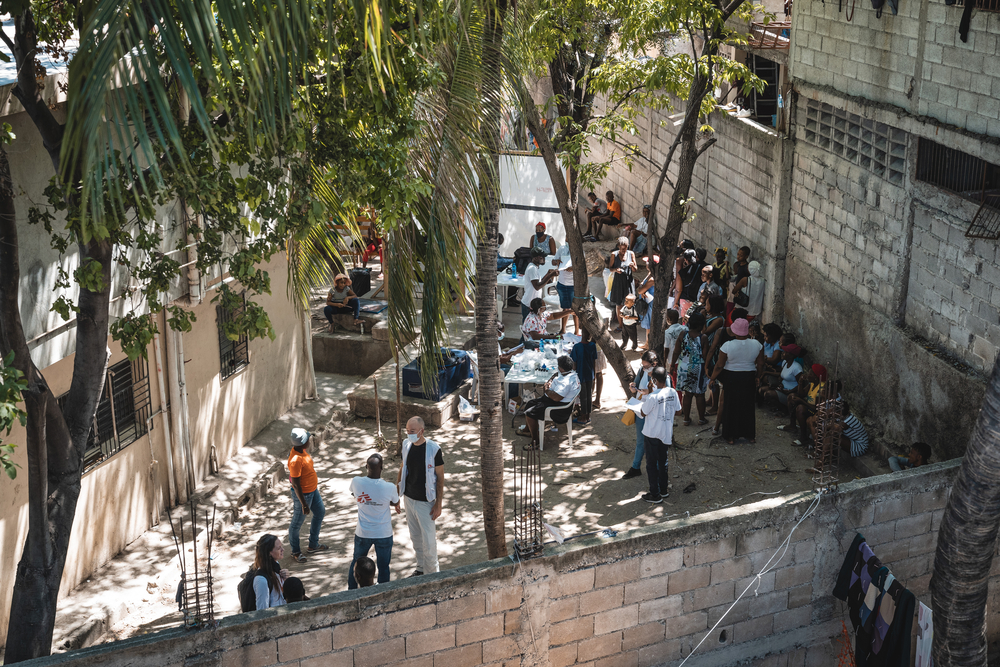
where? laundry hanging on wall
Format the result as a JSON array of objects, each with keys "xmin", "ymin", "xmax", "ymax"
[
  {"xmin": 945, "ymin": 0, "xmax": 977, "ymax": 42},
  {"xmin": 833, "ymin": 533, "xmax": 917, "ymax": 667}
]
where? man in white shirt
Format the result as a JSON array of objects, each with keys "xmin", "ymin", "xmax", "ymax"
[
  {"xmin": 553, "ymin": 243, "xmax": 579, "ymax": 334},
  {"xmin": 628, "ymin": 204, "xmax": 650, "ymax": 256},
  {"xmin": 584, "ymin": 192, "xmax": 608, "ymax": 240},
  {"xmin": 348, "ymin": 453, "xmax": 400, "ymax": 588},
  {"xmin": 639, "ymin": 367, "xmax": 682, "ymax": 503},
  {"xmin": 516, "ymin": 356, "xmax": 581, "ymax": 449},
  {"xmin": 521, "ymin": 248, "xmax": 558, "ymax": 325}
]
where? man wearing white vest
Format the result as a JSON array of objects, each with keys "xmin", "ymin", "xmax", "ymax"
[{"xmin": 397, "ymin": 416, "xmax": 445, "ymax": 576}]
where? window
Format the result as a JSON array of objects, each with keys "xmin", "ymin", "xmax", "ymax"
[
  {"xmin": 916, "ymin": 138, "xmax": 1000, "ymax": 239},
  {"xmin": 803, "ymin": 100, "xmax": 907, "ymax": 185},
  {"xmin": 952, "ymin": 0, "xmax": 1000, "ymax": 11},
  {"xmin": 59, "ymin": 357, "xmax": 152, "ymax": 473},
  {"xmin": 217, "ymin": 293, "xmax": 250, "ymax": 380}
]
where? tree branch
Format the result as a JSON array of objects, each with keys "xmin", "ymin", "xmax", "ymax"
[{"xmin": 696, "ymin": 137, "xmax": 718, "ymax": 158}]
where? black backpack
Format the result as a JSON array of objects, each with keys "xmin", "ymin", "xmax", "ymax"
[{"xmin": 238, "ymin": 567, "xmax": 262, "ymax": 612}]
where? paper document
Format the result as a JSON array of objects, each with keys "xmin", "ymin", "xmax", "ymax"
[{"xmin": 625, "ymin": 398, "xmax": 644, "ymax": 410}]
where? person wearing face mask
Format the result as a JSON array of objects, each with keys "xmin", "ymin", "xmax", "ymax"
[
  {"xmin": 638, "ymin": 367, "xmax": 682, "ymax": 503},
  {"xmin": 622, "ymin": 350, "xmax": 661, "ymax": 480},
  {"xmin": 396, "ymin": 417, "xmax": 445, "ymax": 577},
  {"xmin": 515, "ymin": 356, "xmax": 581, "ymax": 449}
]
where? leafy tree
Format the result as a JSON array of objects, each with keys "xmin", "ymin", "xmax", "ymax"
[{"xmin": 0, "ymin": 353, "xmax": 27, "ymax": 481}]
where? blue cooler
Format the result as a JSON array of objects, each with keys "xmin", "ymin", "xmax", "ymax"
[{"xmin": 402, "ymin": 348, "xmax": 473, "ymax": 401}]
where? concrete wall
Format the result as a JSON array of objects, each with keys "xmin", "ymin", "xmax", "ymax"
[
  {"xmin": 22, "ymin": 461, "xmax": 970, "ymax": 667},
  {"xmin": 790, "ymin": 0, "xmax": 1000, "ymax": 138}
]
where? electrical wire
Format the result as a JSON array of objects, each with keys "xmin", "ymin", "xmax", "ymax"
[{"xmin": 678, "ymin": 490, "xmax": 825, "ymax": 666}]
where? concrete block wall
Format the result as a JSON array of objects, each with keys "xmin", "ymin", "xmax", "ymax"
[{"xmin": 29, "ymin": 461, "xmax": 973, "ymax": 667}]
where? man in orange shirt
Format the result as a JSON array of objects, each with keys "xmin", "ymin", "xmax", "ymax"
[
  {"xmin": 287, "ymin": 428, "xmax": 327, "ymax": 562},
  {"xmin": 595, "ymin": 190, "xmax": 622, "ymax": 239}
]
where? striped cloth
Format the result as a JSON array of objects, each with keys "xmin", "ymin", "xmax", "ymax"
[{"xmin": 842, "ymin": 414, "xmax": 870, "ymax": 457}]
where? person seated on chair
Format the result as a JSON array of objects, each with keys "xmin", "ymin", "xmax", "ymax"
[
  {"xmin": 498, "ymin": 322, "xmax": 524, "ymax": 370},
  {"xmin": 528, "ymin": 221, "xmax": 556, "ymax": 258},
  {"xmin": 324, "ymin": 274, "xmax": 361, "ymax": 331},
  {"xmin": 516, "ymin": 356, "xmax": 581, "ymax": 449},
  {"xmin": 496, "ymin": 233, "xmax": 514, "ymax": 272},
  {"xmin": 521, "ymin": 298, "xmax": 570, "ymax": 343}
]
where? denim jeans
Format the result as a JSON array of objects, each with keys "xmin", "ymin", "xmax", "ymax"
[
  {"xmin": 325, "ymin": 299, "xmax": 360, "ymax": 321},
  {"xmin": 348, "ymin": 535, "xmax": 394, "ymax": 589},
  {"xmin": 289, "ymin": 489, "xmax": 326, "ymax": 554},
  {"xmin": 632, "ymin": 416, "xmax": 646, "ymax": 470}
]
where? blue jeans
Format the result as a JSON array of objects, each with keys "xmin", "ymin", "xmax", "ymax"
[
  {"xmin": 348, "ymin": 535, "xmax": 393, "ymax": 589},
  {"xmin": 632, "ymin": 416, "xmax": 646, "ymax": 470},
  {"xmin": 289, "ymin": 490, "xmax": 326, "ymax": 554},
  {"xmin": 556, "ymin": 282, "xmax": 574, "ymax": 309},
  {"xmin": 325, "ymin": 299, "xmax": 360, "ymax": 321},
  {"xmin": 497, "ymin": 256, "xmax": 514, "ymax": 272}
]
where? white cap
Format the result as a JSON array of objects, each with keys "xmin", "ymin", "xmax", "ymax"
[{"xmin": 291, "ymin": 428, "xmax": 311, "ymax": 446}]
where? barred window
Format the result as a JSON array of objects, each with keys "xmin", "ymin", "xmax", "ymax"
[
  {"xmin": 217, "ymin": 293, "xmax": 250, "ymax": 380},
  {"xmin": 916, "ymin": 137, "xmax": 1000, "ymax": 239},
  {"xmin": 59, "ymin": 357, "xmax": 152, "ymax": 473},
  {"xmin": 951, "ymin": 0, "xmax": 1000, "ymax": 11}
]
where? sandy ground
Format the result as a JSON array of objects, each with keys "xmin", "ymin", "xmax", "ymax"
[{"xmin": 48, "ymin": 252, "xmax": 870, "ymax": 649}]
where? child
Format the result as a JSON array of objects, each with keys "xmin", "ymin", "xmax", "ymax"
[
  {"xmin": 284, "ymin": 577, "xmax": 310, "ymax": 603},
  {"xmin": 570, "ymin": 328, "xmax": 598, "ymax": 425},
  {"xmin": 889, "ymin": 442, "xmax": 931, "ymax": 471},
  {"xmin": 620, "ymin": 294, "xmax": 640, "ymax": 350},
  {"xmin": 638, "ymin": 367, "xmax": 682, "ymax": 503},
  {"xmin": 354, "ymin": 556, "xmax": 377, "ymax": 588},
  {"xmin": 713, "ymin": 247, "xmax": 731, "ymax": 298},
  {"xmin": 662, "ymin": 308, "xmax": 685, "ymax": 390}
]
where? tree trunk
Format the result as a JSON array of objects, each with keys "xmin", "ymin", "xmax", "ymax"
[
  {"xmin": 476, "ymin": 0, "xmax": 507, "ymax": 560},
  {"xmin": 930, "ymin": 358, "xmax": 1000, "ymax": 666},
  {"xmin": 519, "ymin": 91, "xmax": 635, "ymax": 394}
]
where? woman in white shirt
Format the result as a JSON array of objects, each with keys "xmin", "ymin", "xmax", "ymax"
[
  {"xmin": 710, "ymin": 318, "xmax": 764, "ymax": 444},
  {"xmin": 516, "ymin": 356, "xmax": 581, "ymax": 449}
]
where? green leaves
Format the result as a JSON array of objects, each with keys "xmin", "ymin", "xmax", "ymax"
[
  {"xmin": 110, "ymin": 314, "xmax": 157, "ymax": 361},
  {"xmin": 0, "ymin": 352, "xmax": 27, "ymax": 481}
]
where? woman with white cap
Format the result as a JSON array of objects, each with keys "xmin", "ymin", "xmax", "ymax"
[
  {"xmin": 710, "ymin": 318, "xmax": 764, "ymax": 444},
  {"xmin": 732, "ymin": 260, "xmax": 766, "ymax": 321}
]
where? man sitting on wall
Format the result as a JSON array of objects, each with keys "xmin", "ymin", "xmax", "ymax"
[{"xmin": 888, "ymin": 442, "xmax": 931, "ymax": 471}]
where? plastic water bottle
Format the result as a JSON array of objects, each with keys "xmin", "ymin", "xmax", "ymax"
[
  {"xmin": 539, "ymin": 339, "xmax": 545, "ymax": 353},
  {"xmin": 360, "ymin": 323, "xmax": 364, "ymax": 335},
  {"xmin": 511, "ymin": 263, "xmax": 517, "ymax": 279}
]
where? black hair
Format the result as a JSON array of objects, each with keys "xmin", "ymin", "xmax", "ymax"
[
  {"xmin": 687, "ymin": 312, "xmax": 707, "ymax": 331},
  {"xmin": 640, "ymin": 349, "xmax": 660, "ymax": 366},
  {"xmin": 253, "ymin": 534, "xmax": 282, "ymax": 595},
  {"xmin": 588, "ymin": 191, "xmax": 596, "ymax": 198},
  {"xmin": 284, "ymin": 577, "xmax": 308, "ymax": 603},
  {"xmin": 666, "ymin": 308, "xmax": 680, "ymax": 323},
  {"xmin": 695, "ymin": 248, "xmax": 707, "ymax": 262},
  {"xmin": 912, "ymin": 442, "xmax": 932, "ymax": 462},
  {"xmin": 708, "ymin": 295, "xmax": 725, "ymax": 315},
  {"xmin": 606, "ymin": 190, "xmax": 614, "ymax": 199},
  {"xmin": 731, "ymin": 308, "xmax": 748, "ymax": 321},
  {"xmin": 367, "ymin": 453, "xmax": 383, "ymax": 467},
  {"xmin": 529, "ymin": 297, "xmax": 546, "ymax": 313},
  {"xmin": 557, "ymin": 355, "xmax": 575, "ymax": 372},
  {"xmin": 355, "ymin": 557, "xmax": 376, "ymax": 586},
  {"xmin": 530, "ymin": 247, "xmax": 547, "ymax": 258},
  {"xmin": 781, "ymin": 332, "xmax": 797, "ymax": 344},
  {"xmin": 651, "ymin": 366, "xmax": 668, "ymax": 386},
  {"xmin": 740, "ymin": 245, "xmax": 751, "ymax": 256},
  {"xmin": 763, "ymin": 323, "xmax": 783, "ymax": 342}
]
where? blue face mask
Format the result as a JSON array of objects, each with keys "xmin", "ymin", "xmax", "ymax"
[{"xmin": 406, "ymin": 433, "xmax": 420, "ymax": 444}]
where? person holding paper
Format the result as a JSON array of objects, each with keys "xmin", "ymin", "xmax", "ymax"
[
  {"xmin": 621, "ymin": 351, "xmax": 660, "ymax": 480},
  {"xmin": 553, "ymin": 243, "xmax": 579, "ymax": 335},
  {"xmin": 639, "ymin": 367, "xmax": 682, "ymax": 503}
]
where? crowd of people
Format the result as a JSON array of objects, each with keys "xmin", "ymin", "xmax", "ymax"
[{"xmin": 243, "ymin": 417, "xmax": 445, "ymax": 610}]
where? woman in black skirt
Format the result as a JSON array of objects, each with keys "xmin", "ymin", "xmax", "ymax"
[
  {"xmin": 710, "ymin": 318, "xmax": 764, "ymax": 444},
  {"xmin": 606, "ymin": 236, "xmax": 637, "ymax": 332}
]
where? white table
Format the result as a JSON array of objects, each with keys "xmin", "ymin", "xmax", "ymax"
[
  {"xmin": 496, "ymin": 266, "xmax": 564, "ymax": 315},
  {"xmin": 502, "ymin": 364, "xmax": 555, "ymax": 405}
]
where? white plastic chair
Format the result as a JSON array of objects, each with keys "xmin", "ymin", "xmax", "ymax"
[{"xmin": 539, "ymin": 397, "xmax": 580, "ymax": 451}]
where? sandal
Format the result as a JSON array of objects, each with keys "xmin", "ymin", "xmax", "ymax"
[
  {"xmin": 682, "ymin": 419, "xmax": 692, "ymax": 426},
  {"xmin": 307, "ymin": 544, "xmax": 329, "ymax": 553},
  {"xmin": 711, "ymin": 428, "xmax": 721, "ymax": 436},
  {"xmin": 776, "ymin": 424, "xmax": 793, "ymax": 432},
  {"xmin": 291, "ymin": 552, "xmax": 308, "ymax": 563},
  {"xmin": 516, "ymin": 425, "xmax": 531, "ymax": 437},
  {"xmin": 697, "ymin": 419, "xmax": 709, "ymax": 426}
]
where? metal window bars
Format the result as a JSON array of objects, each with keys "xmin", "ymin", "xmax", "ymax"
[
  {"xmin": 167, "ymin": 501, "xmax": 217, "ymax": 629},
  {"xmin": 513, "ymin": 442, "xmax": 544, "ymax": 559},
  {"xmin": 915, "ymin": 137, "xmax": 1000, "ymax": 239},
  {"xmin": 217, "ymin": 296, "xmax": 250, "ymax": 380},
  {"xmin": 952, "ymin": 0, "xmax": 1000, "ymax": 11},
  {"xmin": 748, "ymin": 20, "xmax": 791, "ymax": 50}
]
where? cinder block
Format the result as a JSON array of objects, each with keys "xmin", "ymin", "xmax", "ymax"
[
  {"xmin": 667, "ymin": 566, "xmax": 711, "ymax": 595},
  {"xmin": 433, "ymin": 644, "xmax": 482, "ymax": 667},
  {"xmin": 334, "ymin": 617, "xmax": 387, "ymax": 649},
  {"xmin": 788, "ymin": 584, "xmax": 813, "ymax": 609},
  {"xmin": 437, "ymin": 595, "xmax": 487, "ymax": 625},
  {"xmin": 596, "ymin": 560, "xmax": 641, "ymax": 589},
  {"xmin": 774, "ymin": 606, "xmax": 812, "ymax": 634},
  {"xmin": 483, "ymin": 636, "xmax": 519, "ymax": 663},
  {"xmin": 638, "ymin": 594, "xmax": 683, "ymax": 623},
  {"xmin": 594, "ymin": 605, "xmax": 639, "ymax": 635},
  {"xmin": 663, "ymin": 611, "xmax": 708, "ymax": 639},
  {"xmin": 549, "ymin": 596, "xmax": 579, "ymax": 623},
  {"xmin": 406, "ymin": 627, "xmax": 456, "ymax": 657},
  {"xmin": 711, "ymin": 556, "xmax": 752, "ymax": 585},
  {"xmin": 222, "ymin": 642, "xmax": 277, "ymax": 667},
  {"xmin": 382, "ymin": 657, "xmax": 434, "ymax": 667},
  {"xmin": 577, "ymin": 632, "xmax": 623, "ymax": 662},
  {"xmin": 385, "ymin": 604, "xmax": 437, "ymax": 637},
  {"xmin": 738, "ymin": 528, "xmax": 779, "ymax": 555},
  {"xmin": 640, "ymin": 549, "xmax": 684, "ymax": 577},
  {"xmin": 549, "ymin": 644, "xmax": 577, "ymax": 667},
  {"xmin": 487, "ymin": 587, "xmax": 522, "ymax": 613},
  {"xmin": 580, "ymin": 586, "xmax": 625, "ymax": 615},
  {"xmin": 733, "ymin": 614, "xmax": 774, "ymax": 643},
  {"xmin": 624, "ymin": 574, "xmax": 668, "ymax": 604},
  {"xmin": 550, "ymin": 616, "xmax": 595, "ymax": 646},
  {"xmin": 278, "ymin": 629, "xmax": 334, "ymax": 662},
  {"xmin": 793, "ymin": 541, "xmax": 816, "ymax": 565},
  {"xmin": 356, "ymin": 638, "xmax": 406, "ymax": 667},
  {"xmin": 504, "ymin": 611, "xmax": 521, "ymax": 635},
  {"xmin": 456, "ymin": 615, "xmax": 503, "ymax": 646},
  {"xmin": 596, "ymin": 650, "xmax": 639, "ymax": 667},
  {"xmin": 895, "ymin": 514, "xmax": 932, "ymax": 540},
  {"xmin": 687, "ymin": 582, "xmax": 736, "ymax": 612},
  {"xmin": 775, "ymin": 563, "xmax": 813, "ymax": 590},
  {"xmin": 302, "ymin": 651, "xmax": 354, "ymax": 667},
  {"xmin": 555, "ymin": 569, "xmax": 596, "ymax": 597},
  {"xmin": 908, "ymin": 531, "xmax": 939, "ymax": 557},
  {"xmin": 638, "ymin": 638, "xmax": 682, "ymax": 667},
  {"xmin": 623, "ymin": 622, "xmax": 665, "ymax": 651}
]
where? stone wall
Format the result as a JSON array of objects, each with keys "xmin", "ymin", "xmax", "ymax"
[{"xmin": 26, "ymin": 461, "xmax": 972, "ymax": 667}]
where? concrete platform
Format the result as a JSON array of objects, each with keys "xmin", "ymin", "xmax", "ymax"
[{"xmin": 347, "ymin": 315, "xmax": 478, "ymax": 427}]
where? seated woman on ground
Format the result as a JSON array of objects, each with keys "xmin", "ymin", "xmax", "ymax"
[
  {"xmin": 516, "ymin": 355, "xmax": 581, "ymax": 449},
  {"xmin": 758, "ymin": 344, "xmax": 805, "ymax": 407},
  {"xmin": 521, "ymin": 298, "xmax": 570, "ymax": 343},
  {"xmin": 781, "ymin": 364, "xmax": 828, "ymax": 446},
  {"xmin": 761, "ymin": 323, "xmax": 784, "ymax": 372},
  {"xmin": 324, "ymin": 273, "xmax": 362, "ymax": 330},
  {"xmin": 888, "ymin": 442, "xmax": 931, "ymax": 471}
]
